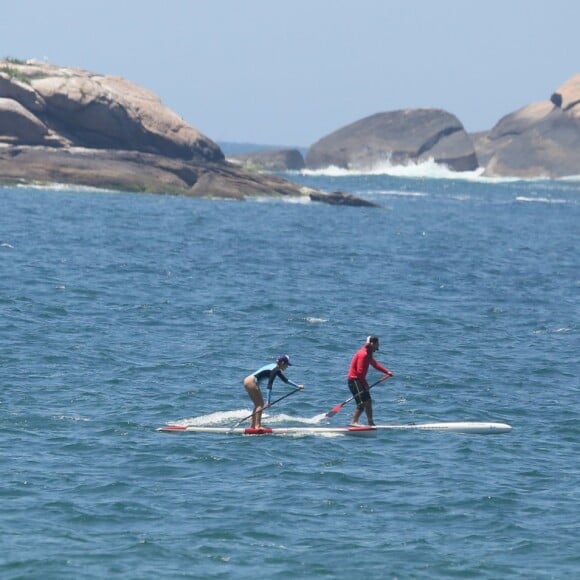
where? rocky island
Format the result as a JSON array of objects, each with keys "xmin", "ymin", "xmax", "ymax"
[
  {"xmin": 306, "ymin": 108, "xmax": 478, "ymax": 172},
  {"xmin": 473, "ymin": 74, "xmax": 580, "ymax": 178},
  {"xmin": 2, "ymin": 60, "xmax": 578, "ymax": 190},
  {"xmin": 303, "ymin": 75, "xmax": 579, "ymax": 178},
  {"xmin": 0, "ymin": 59, "xmax": 375, "ymax": 206}
]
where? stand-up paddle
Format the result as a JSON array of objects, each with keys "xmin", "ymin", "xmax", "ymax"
[
  {"xmin": 325, "ymin": 375, "xmax": 391, "ymax": 418},
  {"xmin": 231, "ymin": 387, "xmax": 303, "ymax": 430}
]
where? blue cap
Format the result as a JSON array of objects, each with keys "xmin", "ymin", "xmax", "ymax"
[{"xmin": 277, "ymin": 354, "xmax": 292, "ymax": 366}]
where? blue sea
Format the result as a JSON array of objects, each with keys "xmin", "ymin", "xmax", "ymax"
[{"xmin": 1, "ymin": 167, "xmax": 579, "ymax": 579}]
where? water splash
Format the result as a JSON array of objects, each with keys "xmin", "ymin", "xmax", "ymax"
[{"xmin": 301, "ymin": 158, "xmax": 485, "ymax": 180}]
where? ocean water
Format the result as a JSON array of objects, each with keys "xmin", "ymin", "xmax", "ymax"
[{"xmin": 1, "ymin": 169, "xmax": 578, "ymax": 579}]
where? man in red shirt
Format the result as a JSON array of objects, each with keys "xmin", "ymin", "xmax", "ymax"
[{"xmin": 347, "ymin": 336, "xmax": 393, "ymax": 426}]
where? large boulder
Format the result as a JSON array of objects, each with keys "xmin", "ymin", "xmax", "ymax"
[
  {"xmin": 482, "ymin": 74, "xmax": 580, "ymax": 178},
  {"xmin": 0, "ymin": 61, "xmax": 223, "ymax": 162},
  {"xmin": 0, "ymin": 97, "xmax": 52, "ymax": 145},
  {"xmin": 306, "ymin": 108, "xmax": 478, "ymax": 171}
]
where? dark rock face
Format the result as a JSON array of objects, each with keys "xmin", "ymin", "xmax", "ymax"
[
  {"xmin": 0, "ymin": 60, "xmax": 374, "ymax": 205},
  {"xmin": 469, "ymin": 131, "xmax": 494, "ymax": 168},
  {"xmin": 228, "ymin": 148, "xmax": 305, "ymax": 171},
  {"xmin": 306, "ymin": 108, "xmax": 478, "ymax": 172},
  {"xmin": 481, "ymin": 75, "xmax": 580, "ymax": 178},
  {"xmin": 0, "ymin": 145, "xmax": 308, "ymax": 199},
  {"xmin": 308, "ymin": 191, "xmax": 380, "ymax": 207}
]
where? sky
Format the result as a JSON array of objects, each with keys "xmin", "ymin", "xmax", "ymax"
[{"xmin": 2, "ymin": 0, "xmax": 579, "ymax": 147}]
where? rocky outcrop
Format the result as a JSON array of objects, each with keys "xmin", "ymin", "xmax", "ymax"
[
  {"xmin": 309, "ymin": 191, "xmax": 380, "ymax": 207},
  {"xmin": 228, "ymin": 148, "xmax": 305, "ymax": 171},
  {"xmin": 481, "ymin": 75, "xmax": 580, "ymax": 178},
  {"xmin": 0, "ymin": 97, "xmax": 52, "ymax": 145},
  {"xmin": 306, "ymin": 108, "xmax": 478, "ymax": 172},
  {"xmin": 0, "ymin": 145, "xmax": 312, "ymax": 199},
  {"xmin": 550, "ymin": 74, "xmax": 580, "ymax": 112},
  {"xmin": 0, "ymin": 60, "xmax": 372, "ymax": 206},
  {"xmin": 469, "ymin": 130, "xmax": 494, "ymax": 168},
  {"xmin": 0, "ymin": 61, "xmax": 223, "ymax": 161}
]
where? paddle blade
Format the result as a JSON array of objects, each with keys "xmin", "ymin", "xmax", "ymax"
[
  {"xmin": 324, "ymin": 375, "xmax": 390, "ymax": 419},
  {"xmin": 325, "ymin": 403, "xmax": 344, "ymax": 418}
]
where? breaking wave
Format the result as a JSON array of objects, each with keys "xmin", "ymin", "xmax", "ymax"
[{"xmin": 300, "ymin": 158, "xmax": 580, "ymax": 183}]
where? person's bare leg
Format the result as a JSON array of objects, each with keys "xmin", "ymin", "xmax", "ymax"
[
  {"xmin": 365, "ymin": 400, "xmax": 375, "ymax": 426},
  {"xmin": 243, "ymin": 377, "xmax": 264, "ymax": 429}
]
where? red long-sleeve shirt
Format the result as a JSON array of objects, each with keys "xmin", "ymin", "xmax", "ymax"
[{"xmin": 347, "ymin": 345, "xmax": 390, "ymax": 388}]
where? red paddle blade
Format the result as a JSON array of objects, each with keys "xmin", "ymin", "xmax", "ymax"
[{"xmin": 325, "ymin": 403, "xmax": 344, "ymax": 418}]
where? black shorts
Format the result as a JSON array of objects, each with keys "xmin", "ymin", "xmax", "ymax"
[{"xmin": 348, "ymin": 379, "xmax": 370, "ymax": 409}]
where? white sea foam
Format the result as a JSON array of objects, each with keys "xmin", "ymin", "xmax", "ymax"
[
  {"xmin": 176, "ymin": 409, "xmax": 251, "ymax": 426},
  {"xmin": 515, "ymin": 196, "xmax": 568, "ymax": 204},
  {"xmin": 301, "ymin": 158, "xmax": 486, "ymax": 180},
  {"xmin": 54, "ymin": 415, "xmax": 92, "ymax": 422},
  {"xmin": 532, "ymin": 326, "xmax": 572, "ymax": 335},
  {"xmin": 299, "ymin": 159, "xmax": 580, "ymax": 184},
  {"xmin": 17, "ymin": 182, "xmax": 121, "ymax": 194},
  {"xmin": 298, "ymin": 316, "xmax": 328, "ymax": 324},
  {"xmin": 268, "ymin": 413, "xmax": 327, "ymax": 425},
  {"xmin": 373, "ymin": 190, "xmax": 428, "ymax": 198},
  {"xmin": 171, "ymin": 409, "xmax": 330, "ymax": 427},
  {"xmin": 252, "ymin": 194, "xmax": 311, "ymax": 204}
]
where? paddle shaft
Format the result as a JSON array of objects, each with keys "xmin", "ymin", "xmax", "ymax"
[
  {"xmin": 325, "ymin": 375, "xmax": 391, "ymax": 418},
  {"xmin": 232, "ymin": 387, "xmax": 303, "ymax": 429}
]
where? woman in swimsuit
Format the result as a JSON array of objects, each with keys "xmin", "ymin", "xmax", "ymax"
[{"xmin": 242, "ymin": 354, "xmax": 304, "ymax": 429}]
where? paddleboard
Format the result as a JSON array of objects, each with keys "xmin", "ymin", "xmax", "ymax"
[
  {"xmin": 157, "ymin": 421, "xmax": 511, "ymax": 435},
  {"xmin": 374, "ymin": 421, "xmax": 512, "ymax": 434},
  {"xmin": 157, "ymin": 425, "xmax": 376, "ymax": 436}
]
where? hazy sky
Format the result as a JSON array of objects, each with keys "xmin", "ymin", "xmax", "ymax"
[{"xmin": 2, "ymin": 0, "xmax": 578, "ymax": 146}]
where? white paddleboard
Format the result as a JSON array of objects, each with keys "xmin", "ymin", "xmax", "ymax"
[{"xmin": 157, "ymin": 421, "xmax": 512, "ymax": 436}]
